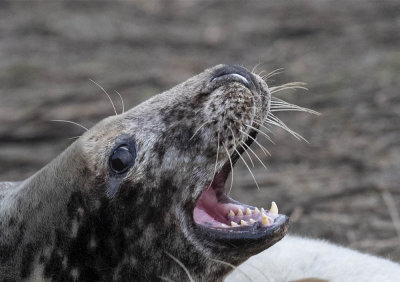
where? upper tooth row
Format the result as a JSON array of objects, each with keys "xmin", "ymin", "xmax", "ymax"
[{"xmin": 228, "ymin": 201, "xmax": 278, "ymax": 217}]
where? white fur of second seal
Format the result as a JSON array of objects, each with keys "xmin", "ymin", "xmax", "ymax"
[{"xmin": 225, "ymin": 235, "xmax": 400, "ymax": 282}]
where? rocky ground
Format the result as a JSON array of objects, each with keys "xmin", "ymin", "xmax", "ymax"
[{"xmin": 0, "ymin": 0, "xmax": 399, "ymax": 261}]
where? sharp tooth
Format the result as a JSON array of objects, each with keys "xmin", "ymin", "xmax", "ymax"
[
  {"xmin": 261, "ymin": 214, "xmax": 269, "ymax": 226},
  {"xmin": 246, "ymin": 208, "xmax": 252, "ymax": 215},
  {"xmin": 231, "ymin": 221, "xmax": 239, "ymax": 227},
  {"xmin": 229, "ymin": 210, "xmax": 235, "ymax": 217},
  {"xmin": 270, "ymin": 201, "xmax": 278, "ymax": 214},
  {"xmin": 240, "ymin": 220, "xmax": 247, "ymax": 226},
  {"xmin": 237, "ymin": 209, "xmax": 243, "ymax": 216},
  {"xmin": 221, "ymin": 223, "xmax": 228, "ymax": 228},
  {"xmin": 254, "ymin": 207, "xmax": 260, "ymax": 214},
  {"xmin": 249, "ymin": 218, "xmax": 256, "ymax": 224},
  {"xmin": 260, "ymin": 208, "xmax": 266, "ymax": 214}
]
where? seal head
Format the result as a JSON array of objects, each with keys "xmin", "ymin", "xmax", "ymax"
[
  {"xmin": 0, "ymin": 64, "xmax": 288, "ymax": 281},
  {"xmin": 80, "ymin": 64, "xmax": 289, "ymax": 279}
]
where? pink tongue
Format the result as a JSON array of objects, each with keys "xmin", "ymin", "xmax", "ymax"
[{"xmin": 193, "ymin": 187, "xmax": 243, "ymax": 226}]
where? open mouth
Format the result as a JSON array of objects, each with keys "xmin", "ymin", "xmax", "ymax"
[
  {"xmin": 191, "ymin": 66, "xmax": 289, "ymax": 242},
  {"xmin": 193, "ymin": 135, "xmax": 289, "ymax": 241}
]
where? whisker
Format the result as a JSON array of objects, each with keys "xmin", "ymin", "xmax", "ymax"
[
  {"xmin": 209, "ymin": 258, "xmax": 253, "ymax": 282},
  {"xmin": 189, "ymin": 120, "xmax": 214, "ymax": 141},
  {"xmin": 271, "ymin": 81, "xmax": 307, "ymax": 88},
  {"xmin": 165, "ymin": 252, "xmax": 194, "ymax": 282},
  {"xmin": 50, "ymin": 119, "xmax": 89, "ymax": 131},
  {"xmin": 271, "ymin": 97, "xmax": 320, "ymax": 115},
  {"xmin": 265, "ymin": 114, "xmax": 309, "ymax": 143},
  {"xmin": 245, "ymin": 124, "xmax": 274, "ymax": 144},
  {"xmin": 239, "ymin": 129, "xmax": 271, "ymax": 157},
  {"xmin": 262, "ymin": 68, "xmax": 285, "ymax": 80},
  {"xmin": 269, "ymin": 82, "xmax": 308, "ymax": 94},
  {"xmin": 89, "ymin": 79, "xmax": 118, "ymax": 116},
  {"xmin": 241, "ymin": 142, "xmax": 268, "ymax": 170},
  {"xmin": 271, "ymin": 107, "xmax": 317, "ymax": 114},
  {"xmin": 252, "ymin": 119, "xmax": 274, "ymax": 134},
  {"xmin": 239, "ymin": 143, "xmax": 255, "ymax": 168},
  {"xmin": 251, "ymin": 62, "xmax": 261, "ymax": 74},
  {"xmin": 246, "ymin": 263, "xmax": 272, "ymax": 282},
  {"xmin": 270, "ymin": 86, "xmax": 309, "ymax": 94},
  {"xmin": 159, "ymin": 277, "xmax": 176, "ymax": 282},
  {"xmin": 257, "ymin": 70, "xmax": 266, "ymax": 77},
  {"xmin": 234, "ymin": 147, "xmax": 260, "ymax": 191},
  {"xmin": 67, "ymin": 136, "xmax": 81, "ymax": 140},
  {"xmin": 207, "ymin": 133, "xmax": 220, "ymax": 191},
  {"xmin": 231, "ymin": 128, "xmax": 254, "ymax": 167},
  {"xmin": 114, "ymin": 90, "xmax": 125, "ymax": 114},
  {"xmin": 222, "ymin": 143, "xmax": 234, "ymax": 195}
]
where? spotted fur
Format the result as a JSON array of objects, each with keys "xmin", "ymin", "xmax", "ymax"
[{"xmin": 0, "ymin": 65, "xmax": 285, "ymax": 281}]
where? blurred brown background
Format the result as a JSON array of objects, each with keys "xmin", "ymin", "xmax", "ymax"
[{"xmin": 0, "ymin": 0, "xmax": 399, "ymax": 261}]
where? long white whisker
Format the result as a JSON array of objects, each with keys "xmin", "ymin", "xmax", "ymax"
[
  {"xmin": 50, "ymin": 120, "xmax": 89, "ymax": 131},
  {"xmin": 269, "ymin": 82, "xmax": 308, "ymax": 94},
  {"xmin": 239, "ymin": 129, "xmax": 271, "ymax": 157},
  {"xmin": 262, "ymin": 68, "xmax": 285, "ymax": 80},
  {"xmin": 266, "ymin": 114, "xmax": 299, "ymax": 136},
  {"xmin": 165, "ymin": 252, "xmax": 194, "ymax": 282},
  {"xmin": 207, "ymin": 133, "xmax": 220, "ymax": 191},
  {"xmin": 234, "ymin": 147, "xmax": 260, "ymax": 191},
  {"xmin": 271, "ymin": 81, "xmax": 307, "ymax": 88},
  {"xmin": 231, "ymin": 128, "xmax": 254, "ymax": 167},
  {"xmin": 159, "ymin": 277, "xmax": 176, "ymax": 282},
  {"xmin": 89, "ymin": 79, "xmax": 118, "ymax": 116},
  {"xmin": 271, "ymin": 108, "xmax": 316, "ymax": 114},
  {"xmin": 114, "ymin": 90, "xmax": 125, "ymax": 114},
  {"xmin": 257, "ymin": 70, "xmax": 266, "ymax": 77},
  {"xmin": 239, "ymin": 143, "xmax": 255, "ymax": 167},
  {"xmin": 209, "ymin": 258, "xmax": 253, "ymax": 282},
  {"xmin": 222, "ymin": 143, "xmax": 234, "ymax": 195},
  {"xmin": 252, "ymin": 119, "xmax": 274, "ymax": 134},
  {"xmin": 241, "ymin": 142, "xmax": 268, "ymax": 170},
  {"xmin": 271, "ymin": 97, "xmax": 320, "ymax": 115},
  {"xmin": 270, "ymin": 86, "xmax": 309, "ymax": 94},
  {"xmin": 245, "ymin": 124, "xmax": 274, "ymax": 144},
  {"xmin": 189, "ymin": 120, "xmax": 214, "ymax": 141},
  {"xmin": 67, "ymin": 136, "xmax": 81, "ymax": 140},
  {"xmin": 251, "ymin": 62, "xmax": 261, "ymax": 74},
  {"xmin": 265, "ymin": 114, "xmax": 309, "ymax": 143},
  {"xmin": 246, "ymin": 263, "xmax": 272, "ymax": 282}
]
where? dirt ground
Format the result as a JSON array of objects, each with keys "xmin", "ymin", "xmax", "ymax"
[{"xmin": 1, "ymin": 0, "xmax": 399, "ymax": 261}]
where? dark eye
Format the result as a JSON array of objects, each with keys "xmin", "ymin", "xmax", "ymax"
[{"xmin": 109, "ymin": 145, "xmax": 135, "ymax": 174}]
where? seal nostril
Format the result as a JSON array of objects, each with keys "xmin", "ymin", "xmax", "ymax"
[
  {"xmin": 229, "ymin": 74, "xmax": 249, "ymax": 85},
  {"xmin": 210, "ymin": 65, "xmax": 256, "ymax": 89}
]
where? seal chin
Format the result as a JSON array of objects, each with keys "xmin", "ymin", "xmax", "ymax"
[{"xmin": 192, "ymin": 160, "xmax": 289, "ymax": 243}]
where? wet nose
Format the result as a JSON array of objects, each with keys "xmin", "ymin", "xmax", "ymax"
[{"xmin": 211, "ymin": 65, "xmax": 258, "ymax": 91}]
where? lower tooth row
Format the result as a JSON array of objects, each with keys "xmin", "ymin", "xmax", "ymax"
[
  {"xmin": 226, "ymin": 215, "xmax": 269, "ymax": 227},
  {"xmin": 222, "ymin": 213, "xmax": 270, "ymax": 227}
]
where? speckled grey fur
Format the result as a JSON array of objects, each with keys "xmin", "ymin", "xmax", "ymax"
[{"xmin": 0, "ymin": 64, "xmax": 286, "ymax": 281}]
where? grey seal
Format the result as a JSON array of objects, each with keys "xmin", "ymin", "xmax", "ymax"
[{"xmin": 0, "ymin": 64, "xmax": 291, "ymax": 281}]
